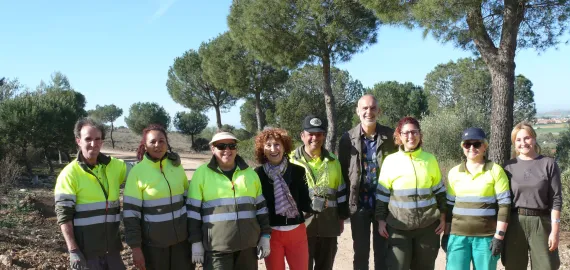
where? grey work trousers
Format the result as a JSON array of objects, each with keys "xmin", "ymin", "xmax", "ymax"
[{"xmin": 350, "ymin": 208, "xmax": 387, "ymax": 270}]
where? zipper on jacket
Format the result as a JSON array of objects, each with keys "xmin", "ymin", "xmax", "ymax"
[
  {"xmin": 408, "ymin": 154, "xmax": 420, "ymax": 228},
  {"xmin": 86, "ymin": 168, "xmax": 109, "ymax": 253},
  {"xmin": 160, "ymin": 161, "xmax": 179, "ymax": 241}
]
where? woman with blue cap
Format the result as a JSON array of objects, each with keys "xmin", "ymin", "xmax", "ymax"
[{"xmin": 442, "ymin": 127, "xmax": 511, "ymax": 270}]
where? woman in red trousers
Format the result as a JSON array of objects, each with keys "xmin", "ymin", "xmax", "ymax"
[{"xmin": 254, "ymin": 128, "xmax": 314, "ymax": 270}]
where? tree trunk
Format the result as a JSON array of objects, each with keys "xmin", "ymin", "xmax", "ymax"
[
  {"xmin": 63, "ymin": 152, "xmax": 71, "ymax": 163},
  {"xmin": 58, "ymin": 149, "xmax": 63, "ymax": 164},
  {"xmin": 44, "ymin": 148, "xmax": 54, "ymax": 174},
  {"xmin": 487, "ymin": 59, "xmax": 515, "ymax": 165},
  {"xmin": 110, "ymin": 122, "xmax": 115, "ymax": 149},
  {"xmin": 22, "ymin": 146, "xmax": 32, "ymax": 177},
  {"xmin": 215, "ymin": 105, "xmax": 222, "ymax": 129},
  {"xmin": 190, "ymin": 134, "xmax": 195, "ymax": 151},
  {"xmin": 322, "ymin": 54, "xmax": 337, "ymax": 153},
  {"xmin": 254, "ymin": 91, "xmax": 264, "ymax": 131}
]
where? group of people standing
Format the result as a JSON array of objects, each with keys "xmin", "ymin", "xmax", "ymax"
[{"xmin": 54, "ymin": 94, "xmax": 562, "ymax": 270}]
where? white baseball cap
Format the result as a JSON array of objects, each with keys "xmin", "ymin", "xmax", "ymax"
[{"xmin": 209, "ymin": 132, "xmax": 239, "ymax": 145}]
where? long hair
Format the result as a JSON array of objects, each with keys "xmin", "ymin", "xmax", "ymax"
[
  {"xmin": 136, "ymin": 124, "xmax": 171, "ymax": 161},
  {"xmin": 393, "ymin": 116, "xmax": 422, "ymax": 148},
  {"xmin": 511, "ymin": 122, "xmax": 541, "ymax": 157}
]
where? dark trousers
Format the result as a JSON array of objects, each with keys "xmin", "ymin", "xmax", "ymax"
[
  {"xmin": 502, "ymin": 213, "xmax": 560, "ymax": 270},
  {"xmin": 204, "ymin": 247, "xmax": 258, "ymax": 270},
  {"xmin": 350, "ymin": 208, "xmax": 387, "ymax": 270},
  {"xmin": 142, "ymin": 240, "xmax": 194, "ymax": 270},
  {"xmin": 386, "ymin": 221, "xmax": 440, "ymax": 270},
  {"xmin": 84, "ymin": 251, "xmax": 125, "ymax": 270},
  {"xmin": 308, "ymin": 236, "xmax": 337, "ymax": 270}
]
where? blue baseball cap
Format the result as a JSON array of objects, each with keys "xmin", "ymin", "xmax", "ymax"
[{"xmin": 461, "ymin": 127, "xmax": 486, "ymax": 141}]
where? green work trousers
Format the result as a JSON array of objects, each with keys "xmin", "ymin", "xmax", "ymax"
[
  {"xmin": 204, "ymin": 247, "xmax": 258, "ymax": 270},
  {"xmin": 386, "ymin": 221, "xmax": 440, "ymax": 270},
  {"xmin": 502, "ymin": 213, "xmax": 560, "ymax": 270},
  {"xmin": 445, "ymin": 235, "xmax": 498, "ymax": 270},
  {"xmin": 142, "ymin": 240, "xmax": 194, "ymax": 270}
]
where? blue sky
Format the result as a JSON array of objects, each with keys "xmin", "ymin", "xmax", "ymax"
[{"xmin": 1, "ymin": 0, "xmax": 569, "ymax": 128}]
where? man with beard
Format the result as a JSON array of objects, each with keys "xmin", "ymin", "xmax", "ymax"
[
  {"xmin": 290, "ymin": 115, "xmax": 349, "ymax": 270},
  {"xmin": 338, "ymin": 94, "xmax": 396, "ymax": 270},
  {"xmin": 54, "ymin": 118, "xmax": 129, "ymax": 269}
]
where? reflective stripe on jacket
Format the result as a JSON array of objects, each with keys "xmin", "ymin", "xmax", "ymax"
[
  {"xmin": 375, "ymin": 147, "xmax": 446, "ymax": 230},
  {"xmin": 446, "ymin": 161, "xmax": 510, "ymax": 236},
  {"xmin": 187, "ymin": 155, "xmax": 271, "ymax": 252},
  {"xmin": 290, "ymin": 146, "xmax": 349, "ymax": 237},
  {"xmin": 54, "ymin": 153, "xmax": 127, "ymax": 258},
  {"xmin": 123, "ymin": 154, "xmax": 189, "ymax": 248}
]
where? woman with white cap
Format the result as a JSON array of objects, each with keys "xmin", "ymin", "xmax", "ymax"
[{"xmin": 186, "ymin": 131, "xmax": 272, "ymax": 270}]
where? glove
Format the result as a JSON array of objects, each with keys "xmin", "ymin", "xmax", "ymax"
[
  {"xmin": 69, "ymin": 249, "xmax": 87, "ymax": 269},
  {"xmin": 304, "ymin": 213, "xmax": 314, "ymax": 227},
  {"xmin": 489, "ymin": 237, "xmax": 503, "ymax": 256},
  {"xmin": 167, "ymin": 152, "xmax": 181, "ymax": 167},
  {"xmin": 257, "ymin": 235, "xmax": 271, "ymax": 259},
  {"xmin": 191, "ymin": 242, "xmax": 205, "ymax": 264},
  {"xmin": 441, "ymin": 234, "xmax": 449, "ymax": 253}
]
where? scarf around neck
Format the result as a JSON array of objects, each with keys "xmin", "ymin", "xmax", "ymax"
[{"xmin": 263, "ymin": 158, "xmax": 299, "ymax": 219}]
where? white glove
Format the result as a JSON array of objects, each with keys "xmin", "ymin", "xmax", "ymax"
[
  {"xmin": 257, "ymin": 235, "xmax": 271, "ymax": 259},
  {"xmin": 191, "ymin": 242, "xmax": 205, "ymax": 264},
  {"xmin": 304, "ymin": 214, "xmax": 314, "ymax": 227}
]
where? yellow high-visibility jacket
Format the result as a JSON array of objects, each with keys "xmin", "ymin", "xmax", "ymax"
[
  {"xmin": 123, "ymin": 154, "xmax": 189, "ymax": 248},
  {"xmin": 187, "ymin": 155, "xmax": 271, "ymax": 252},
  {"xmin": 54, "ymin": 153, "xmax": 126, "ymax": 258},
  {"xmin": 375, "ymin": 147, "xmax": 447, "ymax": 230}
]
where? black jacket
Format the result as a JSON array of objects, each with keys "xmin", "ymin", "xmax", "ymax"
[{"xmin": 255, "ymin": 161, "xmax": 312, "ymax": 226}]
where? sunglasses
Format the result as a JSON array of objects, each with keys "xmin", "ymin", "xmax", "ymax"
[
  {"xmin": 462, "ymin": 141, "xmax": 483, "ymax": 149},
  {"xmin": 214, "ymin": 143, "xmax": 237, "ymax": 150}
]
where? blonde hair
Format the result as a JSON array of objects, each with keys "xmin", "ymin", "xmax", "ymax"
[{"xmin": 511, "ymin": 122, "xmax": 541, "ymax": 156}]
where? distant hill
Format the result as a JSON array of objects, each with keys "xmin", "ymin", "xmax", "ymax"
[{"xmin": 537, "ymin": 109, "xmax": 570, "ymax": 117}]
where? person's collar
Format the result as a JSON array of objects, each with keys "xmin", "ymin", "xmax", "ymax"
[
  {"xmin": 76, "ymin": 151, "xmax": 111, "ymax": 171},
  {"xmin": 294, "ymin": 145, "xmax": 335, "ymax": 162},
  {"xmin": 360, "ymin": 123, "xmax": 377, "ymax": 139},
  {"xmin": 207, "ymin": 154, "xmax": 249, "ymax": 172},
  {"xmin": 398, "ymin": 145, "xmax": 422, "ymax": 157},
  {"xmin": 458, "ymin": 160, "xmax": 494, "ymax": 173}
]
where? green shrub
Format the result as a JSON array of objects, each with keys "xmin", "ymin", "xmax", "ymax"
[
  {"xmin": 561, "ymin": 169, "xmax": 570, "ymax": 230},
  {"xmin": 421, "ymin": 109, "xmax": 488, "ymax": 165},
  {"xmin": 238, "ymin": 137, "xmax": 258, "ymax": 167}
]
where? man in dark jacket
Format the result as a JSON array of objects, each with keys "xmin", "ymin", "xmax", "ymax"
[{"xmin": 338, "ymin": 94, "xmax": 396, "ymax": 270}]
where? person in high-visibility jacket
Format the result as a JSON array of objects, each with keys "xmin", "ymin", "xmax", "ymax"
[
  {"xmin": 123, "ymin": 124, "xmax": 193, "ymax": 270},
  {"xmin": 54, "ymin": 118, "xmax": 129, "ymax": 270},
  {"xmin": 187, "ymin": 131, "xmax": 272, "ymax": 270},
  {"xmin": 442, "ymin": 127, "xmax": 510, "ymax": 270},
  {"xmin": 289, "ymin": 115, "xmax": 349, "ymax": 270},
  {"xmin": 375, "ymin": 116, "xmax": 447, "ymax": 270}
]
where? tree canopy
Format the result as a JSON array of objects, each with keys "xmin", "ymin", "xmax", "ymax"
[
  {"xmin": 229, "ymin": 0, "xmax": 379, "ymax": 152},
  {"xmin": 166, "ymin": 49, "xmax": 237, "ymax": 128},
  {"xmin": 201, "ymin": 32, "xmax": 289, "ymax": 131},
  {"xmin": 88, "ymin": 104, "xmax": 123, "ymax": 148},
  {"xmin": 274, "ymin": 65, "xmax": 364, "ymax": 143},
  {"xmin": 174, "ymin": 111, "xmax": 209, "ymax": 150},
  {"xmin": 361, "ymin": 0, "xmax": 570, "ymax": 164},
  {"xmin": 424, "ymin": 57, "xmax": 537, "ymax": 128},
  {"xmin": 125, "ymin": 102, "xmax": 171, "ymax": 135},
  {"xmin": 368, "ymin": 81, "xmax": 429, "ymax": 127}
]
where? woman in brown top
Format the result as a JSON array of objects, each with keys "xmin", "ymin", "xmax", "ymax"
[{"xmin": 502, "ymin": 122, "xmax": 562, "ymax": 270}]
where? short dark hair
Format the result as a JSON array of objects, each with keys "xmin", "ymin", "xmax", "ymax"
[{"xmin": 74, "ymin": 118, "xmax": 106, "ymax": 140}]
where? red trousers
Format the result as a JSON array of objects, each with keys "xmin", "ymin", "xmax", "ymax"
[{"xmin": 264, "ymin": 224, "xmax": 309, "ymax": 270}]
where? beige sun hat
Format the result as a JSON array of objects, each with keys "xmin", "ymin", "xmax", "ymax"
[{"xmin": 209, "ymin": 131, "xmax": 239, "ymax": 145}]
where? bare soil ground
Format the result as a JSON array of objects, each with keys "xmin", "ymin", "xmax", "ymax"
[{"xmin": 1, "ymin": 148, "xmax": 568, "ymax": 269}]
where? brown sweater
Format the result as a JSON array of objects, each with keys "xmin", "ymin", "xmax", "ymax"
[{"xmin": 503, "ymin": 155, "xmax": 562, "ymax": 211}]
